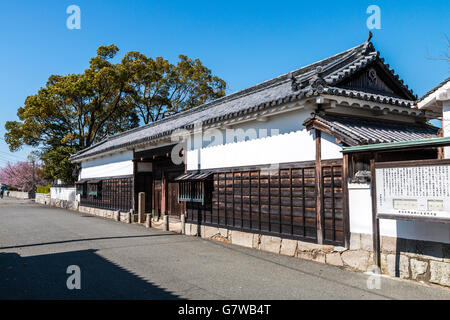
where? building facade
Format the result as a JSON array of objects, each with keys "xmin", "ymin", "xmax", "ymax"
[{"xmin": 69, "ymin": 37, "xmax": 449, "ymax": 287}]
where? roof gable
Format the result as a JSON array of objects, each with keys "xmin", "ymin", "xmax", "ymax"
[
  {"xmin": 335, "ymin": 62, "xmax": 411, "ymax": 99},
  {"xmin": 290, "ymin": 39, "xmax": 417, "ymax": 100}
]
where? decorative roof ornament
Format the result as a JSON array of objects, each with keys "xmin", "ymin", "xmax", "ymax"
[
  {"xmin": 363, "ymin": 31, "xmax": 375, "ymax": 55},
  {"xmin": 309, "ymin": 66, "xmax": 326, "ymax": 94},
  {"xmin": 289, "ymin": 72, "xmax": 300, "ymax": 91}
]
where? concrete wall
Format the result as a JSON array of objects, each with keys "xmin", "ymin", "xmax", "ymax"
[
  {"xmin": 348, "ymin": 183, "xmax": 450, "ymax": 244},
  {"xmin": 79, "ymin": 151, "xmax": 133, "ymax": 180}
]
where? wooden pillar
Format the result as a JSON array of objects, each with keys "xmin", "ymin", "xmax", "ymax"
[
  {"xmin": 342, "ymin": 153, "xmax": 351, "ymax": 248},
  {"xmin": 315, "ymin": 129, "xmax": 323, "ymax": 244},
  {"xmin": 370, "ymin": 158, "xmax": 381, "ymax": 267},
  {"xmin": 132, "ymin": 151, "xmax": 137, "ymax": 212},
  {"xmin": 161, "ymin": 170, "xmax": 167, "ymax": 215}
]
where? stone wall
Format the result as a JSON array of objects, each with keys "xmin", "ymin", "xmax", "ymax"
[
  {"xmin": 35, "ymin": 193, "xmax": 50, "ymax": 205},
  {"xmin": 184, "ymin": 223, "xmax": 450, "ymax": 288},
  {"xmin": 79, "ymin": 206, "xmax": 130, "ymax": 222},
  {"xmin": 77, "ymin": 205, "xmax": 183, "ymax": 233},
  {"xmin": 7, "ymin": 191, "xmax": 30, "ymax": 199}
]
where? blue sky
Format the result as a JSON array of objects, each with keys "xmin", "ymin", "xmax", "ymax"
[{"xmin": 0, "ymin": 0, "xmax": 448, "ymax": 166}]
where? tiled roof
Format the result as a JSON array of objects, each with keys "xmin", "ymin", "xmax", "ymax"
[
  {"xmin": 303, "ymin": 113, "xmax": 439, "ymax": 146},
  {"xmin": 70, "ymin": 38, "xmax": 419, "ymax": 162}
]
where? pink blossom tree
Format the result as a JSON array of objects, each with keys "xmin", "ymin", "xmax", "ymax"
[{"xmin": 0, "ymin": 161, "xmax": 47, "ymax": 192}]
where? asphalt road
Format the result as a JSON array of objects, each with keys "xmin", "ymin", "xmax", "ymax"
[{"xmin": 0, "ymin": 197, "xmax": 449, "ymax": 300}]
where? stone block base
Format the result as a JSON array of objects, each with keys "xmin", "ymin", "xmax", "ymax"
[{"xmin": 184, "ymin": 224, "xmax": 450, "ymax": 289}]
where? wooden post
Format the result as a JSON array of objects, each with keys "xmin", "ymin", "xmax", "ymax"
[
  {"xmin": 132, "ymin": 150, "xmax": 137, "ymax": 213},
  {"xmin": 370, "ymin": 159, "xmax": 381, "ymax": 267},
  {"xmin": 315, "ymin": 129, "xmax": 323, "ymax": 244},
  {"xmin": 161, "ymin": 171, "xmax": 167, "ymax": 216},
  {"xmin": 342, "ymin": 153, "xmax": 351, "ymax": 248}
]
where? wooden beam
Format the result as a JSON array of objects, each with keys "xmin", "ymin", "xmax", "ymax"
[
  {"xmin": 342, "ymin": 153, "xmax": 351, "ymax": 248},
  {"xmin": 315, "ymin": 129, "xmax": 324, "ymax": 244},
  {"xmin": 370, "ymin": 158, "xmax": 381, "ymax": 267},
  {"xmin": 132, "ymin": 150, "xmax": 137, "ymax": 213}
]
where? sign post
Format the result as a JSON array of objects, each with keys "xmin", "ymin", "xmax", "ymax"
[{"xmin": 371, "ymin": 158, "xmax": 450, "ymax": 267}]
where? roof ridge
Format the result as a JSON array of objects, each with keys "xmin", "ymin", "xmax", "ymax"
[{"xmin": 102, "ymin": 41, "xmax": 369, "ymax": 143}]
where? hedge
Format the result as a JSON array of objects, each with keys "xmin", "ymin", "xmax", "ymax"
[{"xmin": 36, "ymin": 185, "xmax": 51, "ymax": 194}]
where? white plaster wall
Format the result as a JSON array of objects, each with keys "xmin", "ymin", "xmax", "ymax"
[
  {"xmin": 186, "ymin": 108, "xmax": 321, "ymax": 170},
  {"xmin": 321, "ymin": 132, "xmax": 343, "ymax": 160},
  {"xmin": 349, "ymin": 183, "xmax": 450, "ymax": 244},
  {"xmin": 80, "ymin": 151, "xmax": 133, "ymax": 179},
  {"xmin": 50, "ymin": 187, "xmax": 76, "ymax": 202}
]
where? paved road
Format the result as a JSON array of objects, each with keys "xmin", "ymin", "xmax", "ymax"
[{"xmin": 0, "ymin": 198, "xmax": 449, "ymax": 300}]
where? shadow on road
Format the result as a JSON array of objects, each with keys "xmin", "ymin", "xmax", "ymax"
[
  {"xmin": 0, "ymin": 233, "xmax": 176, "ymax": 250},
  {"xmin": 0, "ymin": 250, "xmax": 180, "ymax": 300}
]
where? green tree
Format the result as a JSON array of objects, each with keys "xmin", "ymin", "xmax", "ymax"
[
  {"xmin": 5, "ymin": 45, "xmax": 139, "ymax": 183},
  {"xmin": 5, "ymin": 45, "xmax": 227, "ymax": 183},
  {"xmin": 122, "ymin": 52, "xmax": 226, "ymax": 124}
]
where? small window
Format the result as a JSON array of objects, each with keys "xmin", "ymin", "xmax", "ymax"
[
  {"xmin": 349, "ymin": 153, "xmax": 371, "ymax": 183},
  {"xmin": 87, "ymin": 181, "xmax": 102, "ymax": 199},
  {"xmin": 178, "ymin": 180, "xmax": 212, "ymax": 205},
  {"xmin": 76, "ymin": 182, "xmax": 87, "ymax": 198}
]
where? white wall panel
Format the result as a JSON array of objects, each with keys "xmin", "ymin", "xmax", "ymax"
[
  {"xmin": 80, "ymin": 151, "xmax": 133, "ymax": 179},
  {"xmin": 348, "ymin": 183, "xmax": 450, "ymax": 244},
  {"xmin": 186, "ymin": 108, "xmax": 319, "ymax": 170}
]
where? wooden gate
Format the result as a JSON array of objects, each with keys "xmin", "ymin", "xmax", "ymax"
[{"xmin": 167, "ymin": 182, "xmax": 184, "ymax": 217}]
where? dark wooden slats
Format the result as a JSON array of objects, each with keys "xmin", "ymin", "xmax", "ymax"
[
  {"xmin": 321, "ymin": 163, "xmax": 344, "ymax": 244},
  {"xmin": 81, "ymin": 177, "xmax": 133, "ymax": 212},
  {"xmin": 188, "ymin": 164, "xmax": 322, "ymax": 241},
  {"xmin": 186, "ymin": 160, "xmax": 345, "ymax": 246}
]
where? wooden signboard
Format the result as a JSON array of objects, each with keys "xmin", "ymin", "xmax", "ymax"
[
  {"xmin": 371, "ymin": 159, "xmax": 450, "ymax": 268},
  {"xmin": 375, "ymin": 160, "xmax": 450, "ymax": 223}
]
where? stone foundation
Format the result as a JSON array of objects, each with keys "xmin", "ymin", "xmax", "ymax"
[
  {"xmin": 35, "ymin": 193, "xmax": 50, "ymax": 205},
  {"xmin": 77, "ymin": 206, "xmax": 184, "ymax": 234},
  {"xmin": 185, "ymin": 223, "xmax": 450, "ymax": 288},
  {"xmin": 36, "ymin": 194, "xmax": 79, "ymax": 211},
  {"xmin": 79, "ymin": 206, "xmax": 130, "ymax": 222}
]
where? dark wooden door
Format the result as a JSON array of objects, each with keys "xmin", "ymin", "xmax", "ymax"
[
  {"xmin": 136, "ymin": 173, "xmax": 152, "ymax": 213},
  {"xmin": 167, "ymin": 182, "xmax": 184, "ymax": 217}
]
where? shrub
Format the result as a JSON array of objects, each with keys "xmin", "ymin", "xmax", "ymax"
[{"xmin": 36, "ymin": 185, "xmax": 51, "ymax": 194}]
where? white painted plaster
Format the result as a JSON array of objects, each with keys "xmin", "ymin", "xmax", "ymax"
[
  {"xmin": 348, "ymin": 183, "xmax": 450, "ymax": 244},
  {"xmin": 80, "ymin": 151, "xmax": 133, "ymax": 179}
]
